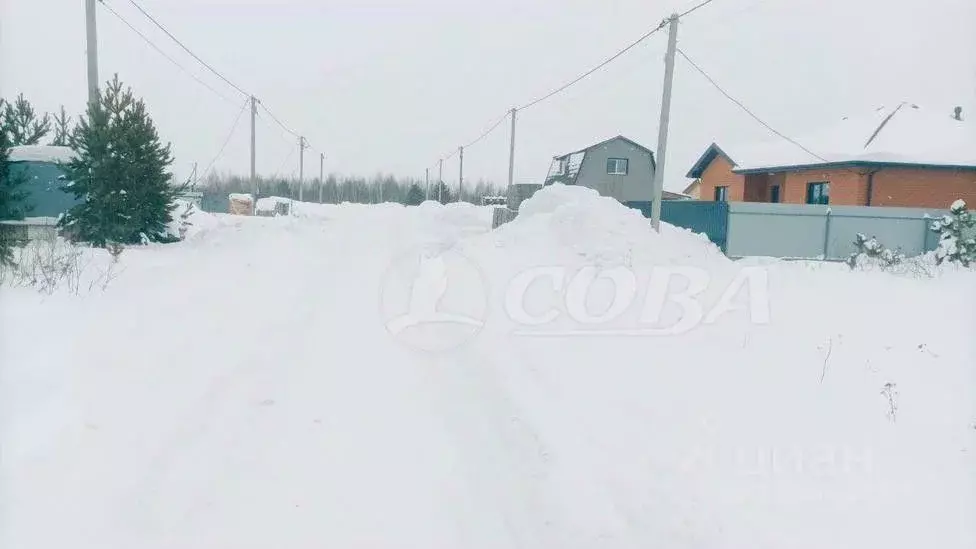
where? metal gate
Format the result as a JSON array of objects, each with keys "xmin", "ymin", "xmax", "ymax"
[{"xmin": 627, "ymin": 200, "xmax": 729, "ymax": 252}]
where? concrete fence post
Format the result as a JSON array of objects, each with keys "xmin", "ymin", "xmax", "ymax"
[{"xmin": 822, "ymin": 208, "xmax": 833, "ymax": 260}]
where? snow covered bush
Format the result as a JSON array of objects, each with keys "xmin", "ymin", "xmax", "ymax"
[
  {"xmin": 931, "ymin": 199, "xmax": 976, "ymax": 267},
  {"xmin": 846, "ymin": 233, "xmax": 905, "ymax": 270},
  {"xmin": 0, "ymin": 233, "xmax": 85, "ymax": 294},
  {"xmin": 165, "ymin": 199, "xmax": 196, "ymax": 240}
]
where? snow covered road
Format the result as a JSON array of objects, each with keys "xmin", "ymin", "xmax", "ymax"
[{"xmin": 2, "ymin": 187, "xmax": 975, "ymax": 548}]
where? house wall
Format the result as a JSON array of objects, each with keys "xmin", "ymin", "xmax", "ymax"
[
  {"xmin": 781, "ymin": 168, "xmax": 867, "ymax": 205},
  {"xmin": 708, "ymin": 165, "xmax": 975, "ymax": 208},
  {"xmin": 697, "ymin": 155, "xmax": 744, "ymax": 202},
  {"xmin": 743, "ymin": 173, "xmax": 769, "ymax": 202},
  {"xmin": 8, "ymin": 161, "xmax": 80, "ymax": 219},
  {"xmin": 869, "ymin": 167, "xmax": 976, "ymax": 208},
  {"xmin": 574, "ymin": 138, "xmax": 655, "ymax": 202}
]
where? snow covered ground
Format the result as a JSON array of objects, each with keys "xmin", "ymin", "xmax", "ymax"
[{"xmin": 1, "ymin": 185, "xmax": 974, "ymax": 549}]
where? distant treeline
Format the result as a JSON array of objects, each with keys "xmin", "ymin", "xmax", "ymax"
[{"xmin": 195, "ymin": 171, "xmax": 504, "ymax": 212}]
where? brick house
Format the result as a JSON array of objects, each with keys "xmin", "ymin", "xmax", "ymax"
[{"xmin": 686, "ymin": 104, "xmax": 976, "ymax": 209}]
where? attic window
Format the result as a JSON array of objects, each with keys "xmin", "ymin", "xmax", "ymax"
[{"xmin": 607, "ymin": 158, "xmax": 628, "ymax": 175}]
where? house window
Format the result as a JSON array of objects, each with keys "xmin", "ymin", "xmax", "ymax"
[
  {"xmin": 806, "ymin": 182, "xmax": 829, "ymax": 205},
  {"xmin": 714, "ymin": 186, "xmax": 729, "ymax": 202},
  {"xmin": 606, "ymin": 158, "xmax": 628, "ymax": 175},
  {"xmin": 770, "ymin": 185, "xmax": 781, "ymax": 203}
]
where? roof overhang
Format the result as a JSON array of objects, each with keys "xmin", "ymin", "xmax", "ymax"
[
  {"xmin": 732, "ymin": 160, "xmax": 976, "ymax": 175},
  {"xmin": 686, "ymin": 143, "xmax": 734, "ymax": 179}
]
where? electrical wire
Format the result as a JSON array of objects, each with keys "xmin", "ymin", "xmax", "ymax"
[
  {"xmin": 271, "ymin": 147, "xmax": 296, "ymax": 181},
  {"xmin": 123, "ymin": 0, "xmax": 249, "ymax": 97},
  {"xmin": 464, "ymin": 111, "xmax": 510, "ymax": 149},
  {"xmin": 678, "ymin": 0, "xmax": 718, "ymax": 18},
  {"xmin": 259, "ymin": 103, "xmax": 300, "ymax": 139},
  {"xmin": 97, "ymin": 0, "xmax": 238, "ymax": 106},
  {"xmin": 256, "ymin": 112, "xmax": 295, "ymax": 148},
  {"xmin": 517, "ymin": 20, "xmax": 669, "ymax": 112},
  {"xmin": 200, "ymin": 99, "xmax": 250, "ymax": 179},
  {"xmin": 676, "ymin": 47, "xmax": 827, "ymax": 162}
]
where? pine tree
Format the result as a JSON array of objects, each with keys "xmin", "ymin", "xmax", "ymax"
[
  {"xmin": 405, "ymin": 183, "xmax": 426, "ymax": 205},
  {"xmin": 59, "ymin": 75, "xmax": 181, "ymax": 247},
  {"xmin": 0, "ymin": 122, "xmax": 29, "ymax": 265},
  {"xmin": 51, "ymin": 106, "xmax": 72, "ymax": 146},
  {"xmin": 432, "ymin": 181, "xmax": 453, "ymax": 204},
  {"xmin": 931, "ymin": 199, "xmax": 976, "ymax": 267},
  {"xmin": 2, "ymin": 94, "xmax": 51, "ymax": 146}
]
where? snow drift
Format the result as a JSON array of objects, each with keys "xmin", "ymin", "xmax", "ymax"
[{"xmin": 1, "ymin": 185, "xmax": 974, "ymax": 549}]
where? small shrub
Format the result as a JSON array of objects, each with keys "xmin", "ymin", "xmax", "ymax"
[
  {"xmin": 931, "ymin": 199, "xmax": 976, "ymax": 267},
  {"xmin": 846, "ymin": 233, "xmax": 905, "ymax": 270}
]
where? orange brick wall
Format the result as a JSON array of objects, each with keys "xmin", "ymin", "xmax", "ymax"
[
  {"xmin": 782, "ymin": 169, "xmax": 867, "ymax": 205},
  {"xmin": 869, "ymin": 168, "xmax": 976, "ymax": 209},
  {"xmin": 698, "ymin": 155, "xmax": 744, "ymax": 202},
  {"xmin": 695, "ymin": 159, "xmax": 976, "ymax": 208}
]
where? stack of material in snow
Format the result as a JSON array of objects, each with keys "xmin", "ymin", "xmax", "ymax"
[
  {"xmin": 492, "ymin": 206, "xmax": 517, "ymax": 229},
  {"xmin": 255, "ymin": 197, "xmax": 291, "ymax": 217},
  {"xmin": 228, "ymin": 193, "xmax": 255, "ymax": 216}
]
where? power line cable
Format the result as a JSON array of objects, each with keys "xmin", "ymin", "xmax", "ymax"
[
  {"xmin": 259, "ymin": 103, "xmax": 300, "ymax": 139},
  {"xmin": 97, "ymin": 0, "xmax": 238, "ymax": 106},
  {"xmin": 271, "ymin": 146, "xmax": 297, "ymax": 181},
  {"xmin": 517, "ymin": 20, "xmax": 669, "ymax": 112},
  {"xmin": 256, "ymin": 111, "xmax": 296, "ymax": 147},
  {"xmin": 200, "ymin": 99, "xmax": 250, "ymax": 179},
  {"xmin": 678, "ymin": 0, "xmax": 719, "ymax": 18},
  {"xmin": 464, "ymin": 111, "xmax": 510, "ymax": 149},
  {"xmin": 676, "ymin": 47, "xmax": 827, "ymax": 162},
  {"xmin": 123, "ymin": 0, "xmax": 249, "ymax": 97}
]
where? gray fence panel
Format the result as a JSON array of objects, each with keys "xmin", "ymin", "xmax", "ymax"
[
  {"xmin": 825, "ymin": 206, "xmax": 945, "ymax": 259},
  {"xmin": 726, "ymin": 203, "xmax": 828, "ymax": 259},
  {"xmin": 725, "ymin": 203, "xmax": 947, "ymax": 260}
]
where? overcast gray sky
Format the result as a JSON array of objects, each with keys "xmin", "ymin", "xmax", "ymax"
[{"xmin": 2, "ymin": 0, "xmax": 974, "ymax": 191}]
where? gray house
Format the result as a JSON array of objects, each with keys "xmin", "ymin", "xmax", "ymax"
[{"xmin": 544, "ymin": 136, "xmax": 671, "ymax": 211}]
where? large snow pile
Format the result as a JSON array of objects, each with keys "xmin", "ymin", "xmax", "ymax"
[{"xmin": 1, "ymin": 185, "xmax": 974, "ymax": 549}]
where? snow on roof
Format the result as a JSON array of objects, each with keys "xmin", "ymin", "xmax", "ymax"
[
  {"xmin": 9, "ymin": 145, "xmax": 76, "ymax": 164},
  {"xmin": 726, "ymin": 104, "xmax": 976, "ymax": 172}
]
